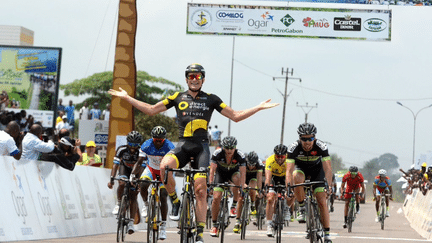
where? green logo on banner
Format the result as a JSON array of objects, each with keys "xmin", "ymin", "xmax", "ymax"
[{"xmin": 281, "ymin": 14, "xmax": 295, "ymax": 27}]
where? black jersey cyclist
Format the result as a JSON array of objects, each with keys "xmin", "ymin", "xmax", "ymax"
[
  {"xmin": 233, "ymin": 151, "xmax": 263, "ymax": 233},
  {"xmin": 108, "ymin": 63, "xmax": 278, "ymax": 243},
  {"xmin": 107, "ymin": 131, "xmax": 146, "ymax": 235},
  {"xmin": 208, "ymin": 136, "xmax": 246, "ymax": 237},
  {"xmin": 286, "ymin": 123, "xmax": 333, "ymax": 243}
]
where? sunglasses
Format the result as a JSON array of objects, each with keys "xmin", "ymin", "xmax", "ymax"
[
  {"xmin": 300, "ymin": 136, "xmax": 315, "ymax": 142},
  {"xmin": 275, "ymin": 154, "xmax": 286, "ymax": 159},
  {"xmin": 128, "ymin": 142, "xmax": 140, "ymax": 148},
  {"xmin": 351, "ymin": 172, "xmax": 357, "ymax": 175},
  {"xmin": 224, "ymin": 146, "xmax": 235, "ymax": 150},
  {"xmin": 153, "ymin": 138, "xmax": 165, "ymax": 142},
  {"xmin": 187, "ymin": 73, "xmax": 203, "ymax": 80}
]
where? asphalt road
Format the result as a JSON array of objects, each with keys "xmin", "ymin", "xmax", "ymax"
[{"xmin": 19, "ymin": 201, "xmax": 429, "ymax": 243}]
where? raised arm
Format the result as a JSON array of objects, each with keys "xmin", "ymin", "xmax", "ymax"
[
  {"xmin": 108, "ymin": 87, "xmax": 167, "ymax": 116},
  {"xmin": 220, "ymin": 99, "xmax": 279, "ymax": 122}
]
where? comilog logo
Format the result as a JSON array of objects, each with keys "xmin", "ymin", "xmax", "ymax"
[
  {"xmin": 216, "ymin": 10, "xmax": 244, "ymax": 20},
  {"xmin": 364, "ymin": 18, "xmax": 387, "ymax": 32}
]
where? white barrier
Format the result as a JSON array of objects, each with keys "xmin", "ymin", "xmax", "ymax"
[
  {"xmin": 0, "ymin": 156, "xmax": 121, "ymax": 241},
  {"xmin": 403, "ymin": 188, "xmax": 432, "ymax": 240}
]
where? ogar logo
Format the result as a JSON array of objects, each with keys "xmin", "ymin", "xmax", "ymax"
[
  {"xmin": 364, "ymin": 18, "xmax": 387, "ymax": 32},
  {"xmin": 216, "ymin": 10, "xmax": 244, "ymax": 20}
]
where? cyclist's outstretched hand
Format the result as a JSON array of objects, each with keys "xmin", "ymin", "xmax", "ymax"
[
  {"xmin": 108, "ymin": 87, "xmax": 129, "ymax": 99},
  {"xmin": 258, "ymin": 99, "xmax": 279, "ymax": 110}
]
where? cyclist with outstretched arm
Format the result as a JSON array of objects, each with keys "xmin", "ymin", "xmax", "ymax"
[{"xmin": 109, "ymin": 63, "xmax": 278, "ymax": 243}]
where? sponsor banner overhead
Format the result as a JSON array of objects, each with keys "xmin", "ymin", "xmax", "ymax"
[{"xmin": 187, "ymin": 3, "xmax": 391, "ymax": 41}]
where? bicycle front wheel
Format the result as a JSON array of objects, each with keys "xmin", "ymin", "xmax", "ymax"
[
  {"xmin": 257, "ymin": 198, "xmax": 264, "ymax": 230},
  {"xmin": 180, "ymin": 193, "xmax": 191, "ymax": 243},
  {"xmin": 240, "ymin": 197, "xmax": 249, "ymax": 240},
  {"xmin": 147, "ymin": 194, "xmax": 158, "ymax": 243},
  {"xmin": 117, "ymin": 195, "xmax": 128, "ymax": 242},
  {"xmin": 219, "ymin": 197, "xmax": 228, "ymax": 243},
  {"xmin": 276, "ymin": 200, "xmax": 284, "ymax": 243},
  {"xmin": 380, "ymin": 199, "xmax": 385, "ymax": 230},
  {"xmin": 306, "ymin": 198, "xmax": 316, "ymax": 243},
  {"xmin": 347, "ymin": 201, "xmax": 354, "ymax": 233}
]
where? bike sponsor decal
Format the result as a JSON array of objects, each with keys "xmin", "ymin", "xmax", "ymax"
[
  {"xmin": 334, "ymin": 15, "xmax": 361, "ymax": 31},
  {"xmin": 191, "ymin": 9, "xmax": 212, "ymax": 29},
  {"xmin": 364, "ymin": 18, "xmax": 387, "ymax": 32}
]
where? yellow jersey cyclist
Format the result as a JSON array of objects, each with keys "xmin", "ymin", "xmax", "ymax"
[
  {"xmin": 109, "ymin": 63, "xmax": 278, "ymax": 243},
  {"xmin": 286, "ymin": 123, "xmax": 333, "ymax": 243},
  {"xmin": 233, "ymin": 151, "xmax": 263, "ymax": 233},
  {"xmin": 208, "ymin": 136, "xmax": 246, "ymax": 237},
  {"xmin": 264, "ymin": 144, "xmax": 293, "ymax": 237},
  {"xmin": 108, "ymin": 131, "xmax": 146, "ymax": 235}
]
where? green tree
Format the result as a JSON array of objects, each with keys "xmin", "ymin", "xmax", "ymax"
[
  {"xmin": 135, "ymin": 113, "xmax": 179, "ymax": 142},
  {"xmin": 60, "ymin": 71, "xmax": 183, "ymax": 109},
  {"xmin": 362, "ymin": 158, "xmax": 379, "ymax": 183},
  {"xmin": 377, "ymin": 153, "xmax": 399, "ymax": 174},
  {"xmin": 330, "ymin": 153, "xmax": 345, "ymax": 173}
]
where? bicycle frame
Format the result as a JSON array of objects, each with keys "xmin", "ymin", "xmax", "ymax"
[
  {"xmin": 211, "ymin": 182, "xmax": 241, "ymax": 243},
  {"xmin": 164, "ymin": 166, "xmax": 207, "ymax": 243},
  {"xmin": 345, "ymin": 191, "xmax": 361, "ymax": 233},
  {"xmin": 378, "ymin": 193, "xmax": 391, "ymax": 230},
  {"xmin": 140, "ymin": 179, "xmax": 162, "ymax": 243},
  {"xmin": 288, "ymin": 181, "xmax": 325, "ymax": 243},
  {"xmin": 268, "ymin": 184, "xmax": 287, "ymax": 243},
  {"xmin": 114, "ymin": 178, "xmax": 135, "ymax": 243}
]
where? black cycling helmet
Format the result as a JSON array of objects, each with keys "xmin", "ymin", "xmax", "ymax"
[
  {"xmin": 349, "ymin": 166, "xmax": 358, "ymax": 173},
  {"xmin": 151, "ymin": 126, "xmax": 167, "ymax": 139},
  {"xmin": 221, "ymin": 136, "xmax": 237, "ymax": 148},
  {"xmin": 246, "ymin": 151, "xmax": 259, "ymax": 167},
  {"xmin": 297, "ymin": 123, "xmax": 317, "ymax": 136},
  {"xmin": 185, "ymin": 63, "xmax": 205, "ymax": 78},
  {"xmin": 127, "ymin": 131, "xmax": 143, "ymax": 144},
  {"xmin": 273, "ymin": 144, "xmax": 288, "ymax": 156}
]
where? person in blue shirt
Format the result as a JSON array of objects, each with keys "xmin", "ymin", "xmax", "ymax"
[
  {"xmin": 131, "ymin": 126, "xmax": 175, "ymax": 240},
  {"xmin": 64, "ymin": 100, "xmax": 75, "ymax": 136},
  {"xmin": 373, "ymin": 169, "xmax": 393, "ymax": 222},
  {"xmin": 57, "ymin": 98, "xmax": 65, "ymax": 112},
  {"xmin": 89, "ymin": 102, "xmax": 102, "ymax": 120}
]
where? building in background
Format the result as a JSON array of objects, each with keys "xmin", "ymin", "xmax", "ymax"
[{"xmin": 0, "ymin": 25, "xmax": 34, "ymax": 46}]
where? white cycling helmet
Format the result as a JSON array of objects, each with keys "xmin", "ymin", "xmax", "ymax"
[{"xmin": 378, "ymin": 169, "xmax": 387, "ymax": 176}]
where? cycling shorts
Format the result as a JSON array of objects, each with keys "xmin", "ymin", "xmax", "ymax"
[
  {"xmin": 140, "ymin": 166, "xmax": 165, "ymax": 189},
  {"xmin": 118, "ymin": 164, "xmax": 132, "ymax": 179},
  {"xmin": 213, "ymin": 169, "xmax": 240, "ymax": 192},
  {"xmin": 268, "ymin": 175, "xmax": 285, "ymax": 194},
  {"xmin": 294, "ymin": 164, "xmax": 326, "ymax": 193}
]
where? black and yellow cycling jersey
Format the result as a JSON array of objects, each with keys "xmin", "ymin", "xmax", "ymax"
[
  {"xmin": 287, "ymin": 139, "xmax": 330, "ymax": 170},
  {"xmin": 163, "ymin": 91, "xmax": 226, "ymax": 140},
  {"xmin": 265, "ymin": 154, "xmax": 287, "ymax": 177}
]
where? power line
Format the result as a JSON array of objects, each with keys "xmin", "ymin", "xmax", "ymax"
[{"xmin": 234, "ymin": 59, "xmax": 432, "ymax": 101}]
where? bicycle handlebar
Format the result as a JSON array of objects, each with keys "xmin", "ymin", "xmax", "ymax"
[{"xmin": 163, "ymin": 166, "xmax": 208, "ymax": 185}]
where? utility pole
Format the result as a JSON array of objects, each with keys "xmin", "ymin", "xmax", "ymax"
[
  {"xmin": 273, "ymin": 68, "xmax": 301, "ymax": 145},
  {"xmin": 296, "ymin": 102, "xmax": 318, "ymax": 123}
]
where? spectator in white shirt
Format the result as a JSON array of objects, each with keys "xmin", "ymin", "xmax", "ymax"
[
  {"xmin": 0, "ymin": 121, "xmax": 22, "ymax": 160},
  {"xmin": 102, "ymin": 103, "xmax": 110, "ymax": 121},
  {"xmin": 79, "ymin": 102, "xmax": 90, "ymax": 120},
  {"xmin": 22, "ymin": 124, "xmax": 55, "ymax": 160},
  {"xmin": 56, "ymin": 115, "xmax": 72, "ymax": 133}
]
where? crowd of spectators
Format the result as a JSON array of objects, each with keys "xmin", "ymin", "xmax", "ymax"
[{"xmin": 399, "ymin": 163, "xmax": 432, "ymax": 196}]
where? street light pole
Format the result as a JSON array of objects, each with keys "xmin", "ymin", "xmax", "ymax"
[
  {"xmin": 396, "ymin": 102, "xmax": 432, "ymax": 165},
  {"xmin": 273, "ymin": 68, "xmax": 301, "ymax": 144}
]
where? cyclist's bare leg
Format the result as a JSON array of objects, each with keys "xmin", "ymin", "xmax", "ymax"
[
  {"xmin": 249, "ymin": 180, "xmax": 257, "ymax": 203},
  {"xmin": 130, "ymin": 191, "xmax": 139, "ymax": 224},
  {"xmin": 231, "ymin": 173, "xmax": 241, "ymax": 202},
  {"xmin": 117, "ymin": 181, "xmax": 125, "ymax": 204},
  {"xmin": 160, "ymin": 156, "xmax": 177, "ymax": 195},
  {"xmin": 195, "ymin": 176, "xmax": 207, "ymax": 223},
  {"xmin": 160, "ymin": 188, "xmax": 168, "ymax": 221},
  {"xmin": 293, "ymin": 171, "xmax": 305, "ymax": 202},
  {"xmin": 236, "ymin": 194, "xmax": 244, "ymax": 220},
  {"xmin": 139, "ymin": 181, "xmax": 150, "ymax": 204},
  {"xmin": 385, "ymin": 195, "xmax": 390, "ymax": 206},
  {"xmin": 355, "ymin": 188, "xmax": 361, "ymax": 205},
  {"xmin": 344, "ymin": 197, "xmax": 349, "ymax": 217},
  {"xmin": 266, "ymin": 192, "xmax": 276, "ymax": 220},
  {"xmin": 375, "ymin": 195, "xmax": 381, "ymax": 212},
  {"xmin": 316, "ymin": 191, "xmax": 330, "ymax": 228},
  {"xmin": 211, "ymin": 190, "xmax": 223, "ymax": 220}
]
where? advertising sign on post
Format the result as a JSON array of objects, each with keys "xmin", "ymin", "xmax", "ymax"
[{"xmin": 187, "ymin": 3, "xmax": 391, "ymax": 41}]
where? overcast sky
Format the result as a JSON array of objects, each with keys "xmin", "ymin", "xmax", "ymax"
[{"xmin": 4, "ymin": 0, "xmax": 432, "ymax": 171}]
